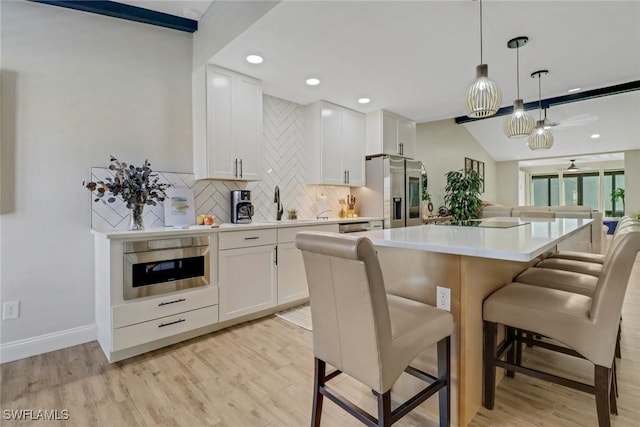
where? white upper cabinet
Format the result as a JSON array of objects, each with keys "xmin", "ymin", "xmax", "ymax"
[
  {"xmin": 366, "ymin": 110, "xmax": 416, "ymax": 159},
  {"xmin": 192, "ymin": 65, "xmax": 263, "ymax": 180},
  {"xmin": 305, "ymin": 100, "xmax": 365, "ymax": 186}
]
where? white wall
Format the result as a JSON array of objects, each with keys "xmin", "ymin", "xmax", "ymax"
[
  {"xmin": 0, "ymin": 1, "xmax": 192, "ymax": 344},
  {"xmin": 624, "ymin": 150, "xmax": 640, "ymax": 216},
  {"xmin": 192, "ymin": 1, "xmax": 278, "ymax": 69},
  {"xmin": 495, "ymin": 161, "xmax": 519, "ymax": 206},
  {"xmin": 415, "ymin": 119, "xmax": 496, "ymax": 209}
]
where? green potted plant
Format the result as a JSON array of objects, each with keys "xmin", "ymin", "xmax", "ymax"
[
  {"xmin": 611, "ymin": 188, "xmax": 625, "ymax": 216},
  {"xmin": 444, "ymin": 169, "xmax": 482, "ymax": 221},
  {"xmin": 287, "ymin": 209, "xmax": 298, "ymax": 220}
]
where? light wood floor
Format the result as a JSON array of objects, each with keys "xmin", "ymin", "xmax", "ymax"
[{"xmin": 2, "ymin": 256, "xmax": 639, "ymax": 427}]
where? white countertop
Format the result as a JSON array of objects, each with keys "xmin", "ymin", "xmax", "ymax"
[
  {"xmin": 354, "ymin": 217, "xmax": 593, "ymax": 262},
  {"xmin": 91, "ymin": 217, "xmax": 383, "ymax": 239}
]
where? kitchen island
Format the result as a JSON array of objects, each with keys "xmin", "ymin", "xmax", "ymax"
[{"xmin": 355, "ymin": 217, "xmax": 593, "ymax": 427}]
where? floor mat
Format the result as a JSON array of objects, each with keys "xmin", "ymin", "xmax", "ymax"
[{"xmin": 274, "ymin": 304, "xmax": 312, "ymax": 331}]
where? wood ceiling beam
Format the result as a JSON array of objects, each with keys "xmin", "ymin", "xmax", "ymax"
[
  {"xmin": 28, "ymin": 0, "xmax": 198, "ymax": 33},
  {"xmin": 455, "ymin": 80, "xmax": 640, "ymax": 124}
]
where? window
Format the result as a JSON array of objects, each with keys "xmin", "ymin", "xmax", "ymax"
[
  {"xmin": 562, "ymin": 172, "xmax": 599, "ymax": 208},
  {"xmin": 531, "ymin": 175, "xmax": 559, "ymax": 206},
  {"xmin": 604, "ymin": 170, "xmax": 625, "ymax": 217}
]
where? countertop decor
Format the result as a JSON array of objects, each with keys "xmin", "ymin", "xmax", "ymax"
[{"xmin": 84, "ymin": 156, "xmax": 170, "ymax": 230}]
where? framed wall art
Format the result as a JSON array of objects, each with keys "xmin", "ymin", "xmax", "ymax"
[{"xmin": 464, "ymin": 157, "xmax": 485, "ymax": 193}]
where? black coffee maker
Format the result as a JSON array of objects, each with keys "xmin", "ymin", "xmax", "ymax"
[{"xmin": 230, "ymin": 190, "xmax": 254, "ymax": 224}]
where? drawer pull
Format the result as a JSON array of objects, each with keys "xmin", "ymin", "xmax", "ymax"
[
  {"xmin": 244, "ymin": 236, "xmax": 260, "ymax": 240},
  {"xmin": 158, "ymin": 318, "xmax": 186, "ymax": 328},
  {"xmin": 158, "ymin": 298, "xmax": 186, "ymax": 307}
]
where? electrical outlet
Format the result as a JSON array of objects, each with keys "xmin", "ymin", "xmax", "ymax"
[
  {"xmin": 2, "ymin": 301, "xmax": 20, "ymax": 320},
  {"xmin": 436, "ymin": 287, "xmax": 451, "ymax": 312}
]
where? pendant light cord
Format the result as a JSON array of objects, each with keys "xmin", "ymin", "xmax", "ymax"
[
  {"xmin": 537, "ymin": 74, "xmax": 542, "ymax": 120},
  {"xmin": 516, "ymin": 46, "xmax": 520, "ymax": 98},
  {"xmin": 479, "ymin": 0, "xmax": 483, "ymax": 64}
]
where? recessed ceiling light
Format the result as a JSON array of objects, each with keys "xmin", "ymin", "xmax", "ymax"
[
  {"xmin": 568, "ymin": 87, "xmax": 581, "ymax": 93},
  {"xmin": 591, "ymin": 133, "xmax": 600, "ymax": 139},
  {"xmin": 306, "ymin": 78, "xmax": 320, "ymax": 86},
  {"xmin": 246, "ymin": 55, "xmax": 263, "ymax": 64},
  {"xmin": 358, "ymin": 98, "xmax": 371, "ymax": 104}
]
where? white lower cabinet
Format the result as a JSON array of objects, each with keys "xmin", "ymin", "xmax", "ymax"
[
  {"xmin": 219, "ymin": 244, "xmax": 277, "ymax": 321},
  {"xmin": 276, "ymin": 223, "xmax": 339, "ymax": 305},
  {"xmin": 112, "ymin": 305, "xmax": 218, "ymax": 352},
  {"xmin": 277, "ymin": 241, "xmax": 308, "ymax": 304},
  {"xmin": 110, "ymin": 286, "xmax": 220, "ymax": 353}
]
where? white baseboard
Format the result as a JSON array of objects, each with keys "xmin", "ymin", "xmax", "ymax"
[{"xmin": 0, "ymin": 324, "xmax": 97, "ymax": 364}]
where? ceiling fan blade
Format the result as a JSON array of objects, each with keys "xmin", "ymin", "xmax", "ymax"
[{"xmin": 548, "ymin": 113, "xmax": 599, "ymax": 129}]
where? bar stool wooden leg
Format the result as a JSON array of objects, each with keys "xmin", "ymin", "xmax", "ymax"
[
  {"xmin": 312, "ymin": 358, "xmax": 325, "ymax": 427},
  {"xmin": 438, "ymin": 336, "xmax": 451, "ymax": 427},
  {"xmin": 506, "ymin": 326, "xmax": 516, "ymax": 378},
  {"xmin": 615, "ymin": 323, "xmax": 622, "ymax": 359},
  {"xmin": 594, "ymin": 365, "xmax": 612, "ymax": 427},
  {"xmin": 377, "ymin": 391, "xmax": 392, "ymax": 427},
  {"xmin": 515, "ymin": 329, "xmax": 523, "ymax": 367},
  {"xmin": 483, "ymin": 321, "xmax": 498, "ymax": 409}
]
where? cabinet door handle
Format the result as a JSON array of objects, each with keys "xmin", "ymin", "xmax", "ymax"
[
  {"xmin": 158, "ymin": 318, "xmax": 186, "ymax": 328},
  {"xmin": 347, "ymin": 170, "xmax": 350, "ymax": 184},
  {"xmin": 399, "ymin": 142, "xmax": 403, "ymax": 156},
  {"xmin": 343, "ymin": 170, "xmax": 347, "ymax": 184},
  {"xmin": 234, "ymin": 158, "xmax": 238, "ymax": 177},
  {"xmin": 239, "ymin": 159, "xmax": 243, "ymax": 178},
  {"xmin": 158, "ymin": 298, "xmax": 186, "ymax": 307},
  {"xmin": 274, "ymin": 246, "xmax": 278, "ymax": 266},
  {"xmin": 244, "ymin": 236, "xmax": 260, "ymax": 240}
]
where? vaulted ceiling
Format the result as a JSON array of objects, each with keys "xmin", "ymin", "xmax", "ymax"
[{"xmin": 119, "ymin": 1, "xmax": 640, "ymax": 162}]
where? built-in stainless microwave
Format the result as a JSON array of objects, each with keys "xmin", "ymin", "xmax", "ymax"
[{"xmin": 123, "ymin": 236, "xmax": 210, "ymax": 300}]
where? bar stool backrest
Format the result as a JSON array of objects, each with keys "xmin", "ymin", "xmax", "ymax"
[
  {"xmin": 588, "ymin": 224, "xmax": 640, "ymax": 364},
  {"xmin": 295, "ymin": 231, "xmax": 393, "ymax": 392}
]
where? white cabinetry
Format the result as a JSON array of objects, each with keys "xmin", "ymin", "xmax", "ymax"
[
  {"xmin": 192, "ymin": 64, "xmax": 262, "ymax": 180},
  {"xmin": 305, "ymin": 100, "xmax": 365, "ymax": 186},
  {"xmin": 218, "ymin": 229, "xmax": 277, "ymax": 321},
  {"xmin": 366, "ymin": 110, "xmax": 416, "ymax": 158},
  {"xmin": 111, "ymin": 288, "xmax": 218, "ymax": 352},
  {"xmin": 276, "ymin": 223, "xmax": 339, "ymax": 304},
  {"xmin": 94, "ymin": 231, "xmax": 219, "ymax": 362}
]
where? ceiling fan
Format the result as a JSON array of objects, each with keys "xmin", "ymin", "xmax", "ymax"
[
  {"xmin": 562, "ymin": 159, "xmax": 595, "ymax": 172},
  {"xmin": 543, "ymin": 110, "xmax": 599, "ymax": 130},
  {"xmin": 566, "ymin": 159, "xmax": 580, "ymax": 171}
]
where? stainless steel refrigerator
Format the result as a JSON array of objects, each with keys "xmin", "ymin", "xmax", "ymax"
[{"xmin": 353, "ymin": 155, "xmax": 423, "ymax": 228}]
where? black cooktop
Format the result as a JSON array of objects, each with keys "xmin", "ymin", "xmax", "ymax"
[{"xmin": 435, "ymin": 219, "xmax": 529, "ymax": 229}]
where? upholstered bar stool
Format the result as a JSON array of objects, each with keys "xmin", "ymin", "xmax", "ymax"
[
  {"xmin": 549, "ymin": 216, "xmax": 632, "ymax": 263},
  {"xmin": 515, "ymin": 222, "xmax": 639, "ymax": 359},
  {"xmin": 482, "ymin": 224, "xmax": 640, "ymax": 427},
  {"xmin": 295, "ymin": 231, "xmax": 454, "ymax": 427},
  {"xmin": 537, "ymin": 217, "xmax": 635, "ymax": 276}
]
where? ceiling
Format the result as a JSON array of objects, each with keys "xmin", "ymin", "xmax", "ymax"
[
  {"xmin": 116, "ymin": 1, "xmax": 640, "ymax": 162},
  {"xmin": 116, "ymin": 0, "xmax": 213, "ymax": 20}
]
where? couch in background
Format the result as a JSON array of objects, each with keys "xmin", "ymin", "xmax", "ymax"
[{"xmin": 481, "ymin": 205, "xmax": 604, "ymax": 254}]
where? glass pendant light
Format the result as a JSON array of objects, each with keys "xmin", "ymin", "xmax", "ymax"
[
  {"xmin": 464, "ymin": 0, "xmax": 502, "ymax": 118},
  {"xmin": 503, "ymin": 36, "xmax": 534, "ymax": 138},
  {"xmin": 528, "ymin": 70, "xmax": 554, "ymax": 150}
]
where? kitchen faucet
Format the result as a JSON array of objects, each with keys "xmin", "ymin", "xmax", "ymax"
[{"xmin": 274, "ymin": 186, "xmax": 283, "ymax": 220}]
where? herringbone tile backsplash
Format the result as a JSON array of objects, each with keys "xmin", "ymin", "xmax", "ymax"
[{"xmin": 90, "ymin": 95, "xmax": 350, "ymax": 231}]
